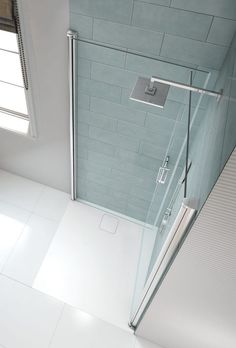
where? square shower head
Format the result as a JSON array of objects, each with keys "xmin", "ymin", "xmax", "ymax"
[{"xmin": 130, "ymin": 77, "xmax": 170, "ymax": 108}]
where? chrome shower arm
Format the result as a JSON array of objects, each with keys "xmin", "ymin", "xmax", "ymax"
[{"xmin": 150, "ymin": 76, "xmax": 222, "ymax": 100}]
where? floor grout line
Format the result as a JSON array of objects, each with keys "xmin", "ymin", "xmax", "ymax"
[
  {"xmin": 47, "ymin": 303, "xmax": 66, "ymax": 348},
  {"xmin": 0, "ymin": 209, "xmax": 34, "ymax": 274}
]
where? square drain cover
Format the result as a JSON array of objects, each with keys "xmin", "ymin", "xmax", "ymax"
[{"xmin": 100, "ymin": 214, "xmax": 119, "ymax": 234}]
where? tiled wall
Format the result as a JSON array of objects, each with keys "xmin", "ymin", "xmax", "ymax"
[
  {"xmin": 148, "ymin": 33, "xmax": 236, "ymax": 269},
  {"xmin": 75, "ymin": 40, "xmax": 210, "ymax": 221},
  {"xmin": 70, "ymin": 0, "xmax": 236, "ymax": 70},
  {"xmin": 188, "ymin": 32, "xmax": 236, "ymax": 210},
  {"xmin": 69, "ymin": 0, "xmax": 234, "ymax": 221}
]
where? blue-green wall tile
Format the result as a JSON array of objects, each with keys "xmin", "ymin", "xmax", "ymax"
[
  {"xmin": 117, "ymin": 120, "xmax": 170, "ymax": 148},
  {"xmin": 78, "ymin": 59, "xmax": 91, "ymax": 78},
  {"xmin": 107, "ymin": 198, "xmax": 128, "ymax": 214},
  {"xmin": 85, "ymin": 190, "xmax": 110, "ymax": 208},
  {"xmin": 89, "ymin": 126, "xmax": 140, "ymax": 152},
  {"xmin": 78, "ymin": 109, "xmax": 117, "ymax": 131},
  {"xmin": 90, "ymin": 97, "xmax": 146, "ymax": 126},
  {"xmin": 91, "ymin": 62, "xmax": 138, "ymax": 89},
  {"xmin": 78, "ymin": 77, "xmax": 122, "ymax": 103},
  {"xmin": 135, "ymin": 0, "xmax": 171, "ymax": 5},
  {"xmin": 140, "ymin": 141, "xmax": 166, "ymax": 160},
  {"xmin": 117, "ymin": 149, "xmax": 161, "ymax": 171},
  {"xmin": 78, "ymin": 93, "xmax": 90, "ymax": 110},
  {"xmin": 77, "ymin": 147, "xmax": 88, "ymax": 159},
  {"xmin": 207, "ymin": 17, "xmax": 236, "ymax": 46},
  {"xmin": 71, "ymin": 0, "xmax": 133, "ymax": 24},
  {"xmin": 161, "ymin": 34, "xmax": 227, "ymax": 69},
  {"xmin": 112, "ymin": 160, "xmax": 157, "ymax": 182},
  {"xmin": 125, "ymin": 54, "xmax": 192, "ymax": 83},
  {"xmin": 78, "ymin": 135, "xmax": 116, "ymax": 156},
  {"xmin": 78, "ymin": 42, "xmax": 126, "ymax": 68},
  {"xmin": 77, "ymin": 158, "xmax": 112, "ymax": 176},
  {"xmin": 132, "ymin": 2, "xmax": 213, "ymax": 41},
  {"xmin": 87, "ymin": 151, "xmax": 118, "ymax": 168},
  {"xmin": 111, "ymin": 169, "xmax": 154, "ymax": 191},
  {"xmin": 171, "ymin": 0, "xmax": 236, "ymax": 20},
  {"xmin": 128, "ymin": 196, "xmax": 151, "ymax": 210},
  {"xmin": 145, "ymin": 113, "xmax": 176, "ymax": 132},
  {"xmin": 126, "ymin": 204, "xmax": 148, "ymax": 221},
  {"xmin": 70, "ymin": 13, "xmax": 93, "ymax": 39},
  {"xmin": 78, "ymin": 122, "xmax": 89, "ymax": 136},
  {"xmin": 93, "ymin": 19, "xmax": 163, "ymax": 55},
  {"xmin": 130, "ymin": 185, "xmax": 155, "ymax": 202}
]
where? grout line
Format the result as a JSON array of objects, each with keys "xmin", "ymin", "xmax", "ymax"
[
  {"xmin": 205, "ymin": 16, "xmax": 214, "ymax": 42},
  {"xmin": 169, "ymin": 5, "xmax": 236, "ymax": 21},
  {"xmin": 159, "ymin": 32, "xmax": 165, "ymax": 56},
  {"xmin": 76, "ymin": 37, "xmax": 210, "ymax": 73},
  {"xmin": 130, "ymin": 0, "xmax": 135, "ymax": 25},
  {"xmin": 136, "ymin": 0, "xmax": 171, "ymax": 9},
  {"xmin": 0, "ymin": 209, "xmax": 33, "ymax": 274},
  {"xmin": 0, "ymin": 268, "xmax": 136, "ymax": 334},
  {"xmin": 47, "ymin": 303, "xmax": 66, "ymax": 348},
  {"xmin": 0, "ymin": 272, "xmax": 68, "ymax": 306},
  {"xmin": 71, "ymin": 7, "xmax": 236, "ymax": 27},
  {"xmin": 91, "ymin": 16, "xmax": 94, "ymax": 40}
]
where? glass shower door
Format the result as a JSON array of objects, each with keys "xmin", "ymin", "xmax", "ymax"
[
  {"xmin": 68, "ymin": 30, "xmax": 216, "ymax": 327},
  {"xmin": 130, "ymin": 68, "xmax": 212, "ymax": 324}
]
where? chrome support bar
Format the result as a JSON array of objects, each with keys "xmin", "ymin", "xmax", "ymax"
[
  {"xmin": 150, "ymin": 76, "xmax": 222, "ymax": 100},
  {"xmin": 67, "ymin": 30, "xmax": 78, "ymax": 201},
  {"xmin": 129, "ymin": 199, "xmax": 197, "ymax": 329}
]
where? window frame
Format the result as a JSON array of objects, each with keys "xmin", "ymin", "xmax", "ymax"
[{"xmin": 0, "ymin": 0, "xmax": 38, "ymax": 138}]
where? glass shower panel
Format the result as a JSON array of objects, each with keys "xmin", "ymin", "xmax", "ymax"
[
  {"xmin": 74, "ymin": 37, "xmax": 222, "ymax": 322},
  {"xmin": 130, "ymin": 68, "xmax": 211, "ymax": 318},
  {"xmin": 130, "ymin": 31, "xmax": 236, "ymax": 320},
  {"xmin": 184, "ymin": 32, "xmax": 236, "ymax": 214},
  {"xmin": 75, "ymin": 40, "xmax": 202, "ymax": 224}
]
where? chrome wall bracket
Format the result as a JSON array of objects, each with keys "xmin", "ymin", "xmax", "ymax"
[{"xmin": 150, "ymin": 76, "xmax": 223, "ymax": 100}]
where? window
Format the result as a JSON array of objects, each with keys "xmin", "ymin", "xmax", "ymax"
[{"xmin": 0, "ymin": 1, "xmax": 30, "ymax": 135}]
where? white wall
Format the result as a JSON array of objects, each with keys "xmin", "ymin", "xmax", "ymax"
[{"xmin": 0, "ymin": 0, "xmax": 70, "ymax": 192}]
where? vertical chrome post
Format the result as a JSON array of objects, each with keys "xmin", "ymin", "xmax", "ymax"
[{"xmin": 67, "ymin": 30, "xmax": 78, "ymax": 200}]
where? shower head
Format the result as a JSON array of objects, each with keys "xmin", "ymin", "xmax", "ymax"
[{"xmin": 130, "ymin": 76, "xmax": 170, "ymax": 108}]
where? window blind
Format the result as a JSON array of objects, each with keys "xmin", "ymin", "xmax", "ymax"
[{"xmin": 0, "ymin": 0, "xmax": 16, "ymax": 33}]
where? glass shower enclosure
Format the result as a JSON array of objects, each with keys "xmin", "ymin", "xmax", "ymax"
[{"xmin": 67, "ymin": 29, "xmax": 236, "ymax": 329}]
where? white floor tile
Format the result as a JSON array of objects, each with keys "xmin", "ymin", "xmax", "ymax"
[
  {"xmin": 0, "ymin": 274, "xmax": 64, "ymax": 348},
  {"xmin": 2, "ymin": 214, "xmax": 59, "ymax": 286},
  {"xmin": 0, "ymin": 200, "xmax": 30, "ymax": 270},
  {"xmin": 0, "ymin": 170, "xmax": 43, "ymax": 211},
  {"xmin": 34, "ymin": 201, "xmax": 143, "ymax": 330},
  {"xmin": 33, "ymin": 186, "xmax": 70, "ymax": 221},
  {"xmin": 134, "ymin": 337, "xmax": 162, "ymax": 348},
  {"xmin": 50, "ymin": 305, "xmax": 135, "ymax": 348}
]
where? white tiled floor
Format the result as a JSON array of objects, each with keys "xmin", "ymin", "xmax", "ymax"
[
  {"xmin": 0, "ymin": 200, "xmax": 30, "ymax": 270},
  {"xmin": 1, "ymin": 215, "xmax": 58, "ymax": 285},
  {"xmin": 0, "ymin": 169, "xmax": 161, "ymax": 348},
  {"xmin": 0, "ymin": 274, "xmax": 64, "ymax": 348},
  {"xmin": 0, "ymin": 169, "xmax": 70, "ymax": 286},
  {"xmin": 34, "ymin": 201, "xmax": 143, "ymax": 330}
]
